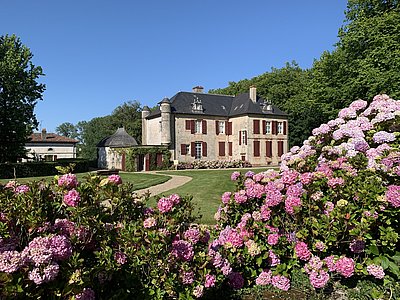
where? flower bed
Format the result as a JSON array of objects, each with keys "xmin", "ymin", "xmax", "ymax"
[
  {"xmin": 210, "ymin": 95, "xmax": 400, "ymax": 298},
  {"xmin": 177, "ymin": 159, "xmax": 252, "ymax": 170}
]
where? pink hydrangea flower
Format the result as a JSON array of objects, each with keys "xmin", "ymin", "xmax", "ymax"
[
  {"xmin": 157, "ymin": 197, "xmax": 174, "ymax": 213},
  {"xmin": 335, "ymin": 257, "xmax": 355, "ymax": 278},
  {"xmin": 315, "ymin": 241, "xmax": 326, "ymax": 251},
  {"xmin": 367, "ymin": 264, "xmax": 385, "ymax": 279},
  {"xmin": 309, "ymin": 270, "xmax": 330, "ymax": 289},
  {"xmin": 255, "ymin": 270, "xmax": 272, "ymax": 285},
  {"xmin": 108, "ymin": 174, "xmax": 122, "ymax": 185},
  {"xmin": 221, "ymin": 192, "xmax": 231, "ymax": 204},
  {"xmin": 143, "ymin": 217, "xmax": 157, "ymax": 228},
  {"xmin": 193, "ymin": 285, "xmax": 204, "ymax": 298},
  {"xmin": 171, "ymin": 240, "xmax": 194, "ymax": 261},
  {"xmin": 324, "ymin": 255, "xmax": 336, "ymax": 272},
  {"xmin": 234, "ymin": 190, "xmax": 248, "ymax": 204},
  {"xmin": 231, "ymin": 171, "xmax": 241, "ymax": 181},
  {"xmin": 181, "ymin": 271, "xmax": 194, "ymax": 285},
  {"xmin": 271, "ymin": 275, "xmax": 290, "ymax": 291},
  {"xmin": 14, "ymin": 185, "xmax": 30, "ymax": 194},
  {"xmin": 268, "ymin": 250, "xmax": 280, "ymax": 266},
  {"xmin": 58, "ymin": 173, "xmax": 78, "ymax": 188},
  {"xmin": 204, "ymin": 274, "xmax": 216, "ymax": 288},
  {"xmin": 267, "ymin": 233, "xmax": 279, "ymax": 246},
  {"xmin": 75, "ymin": 288, "xmax": 95, "ymax": 300},
  {"xmin": 295, "ymin": 241, "xmax": 311, "ymax": 261},
  {"xmin": 63, "ymin": 189, "xmax": 80, "ymax": 207},
  {"xmin": 385, "ymin": 185, "xmax": 400, "ymax": 207},
  {"xmin": 184, "ymin": 228, "xmax": 201, "ymax": 244}
]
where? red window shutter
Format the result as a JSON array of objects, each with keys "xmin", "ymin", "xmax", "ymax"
[
  {"xmin": 181, "ymin": 144, "xmax": 187, "ymax": 155},
  {"xmin": 283, "ymin": 121, "xmax": 287, "ymax": 135},
  {"xmin": 191, "ymin": 142, "xmax": 195, "ymax": 156},
  {"xmin": 272, "ymin": 121, "xmax": 277, "ymax": 135},
  {"xmin": 215, "ymin": 121, "xmax": 219, "ymax": 135},
  {"xmin": 191, "ymin": 120, "xmax": 195, "ymax": 134},
  {"xmin": 219, "ymin": 142, "xmax": 225, "ymax": 156},
  {"xmin": 227, "ymin": 122, "xmax": 232, "ymax": 135},
  {"xmin": 266, "ymin": 141, "xmax": 272, "ymax": 157},
  {"xmin": 228, "ymin": 142, "xmax": 232, "ymax": 156},
  {"xmin": 253, "ymin": 141, "xmax": 260, "ymax": 157},
  {"xmin": 202, "ymin": 142, "xmax": 207, "ymax": 157},
  {"xmin": 202, "ymin": 120, "xmax": 207, "ymax": 134},
  {"xmin": 262, "ymin": 120, "xmax": 266, "ymax": 134},
  {"xmin": 185, "ymin": 120, "xmax": 191, "ymax": 130},
  {"xmin": 253, "ymin": 120, "xmax": 260, "ymax": 134},
  {"xmin": 244, "ymin": 131, "xmax": 248, "ymax": 145},
  {"xmin": 156, "ymin": 153, "xmax": 163, "ymax": 167},
  {"xmin": 239, "ymin": 131, "xmax": 242, "ymax": 145},
  {"xmin": 278, "ymin": 141, "xmax": 284, "ymax": 157}
]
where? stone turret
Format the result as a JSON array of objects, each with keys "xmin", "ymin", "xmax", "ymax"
[
  {"xmin": 141, "ymin": 106, "xmax": 150, "ymax": 145},
  {"xmin": 160, "ymin": 98, "xmax": 171, "ymax": 146}
]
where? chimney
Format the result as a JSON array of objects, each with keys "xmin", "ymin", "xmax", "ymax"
[
  {"xmin": 192, "ymin": 86, "xmax": 204, "ymax": 93},
  {"xmin": 41, "ymin": 128, "xmax": 47, "ymax": 140},
  {"xmin": 249, "ymin": 85, "xmax": 257, "ymax": 103}
]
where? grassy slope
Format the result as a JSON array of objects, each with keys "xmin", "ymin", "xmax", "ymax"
[
  {"xmin": 0, "ymin": 172, "xmax": 171, "ymax": 191},
  {"xmin": 156, "ymin": 168, "xmax": 269, "ymax": 224}
]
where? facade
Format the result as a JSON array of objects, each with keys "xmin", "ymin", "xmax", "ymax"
[
  {"xmin": 25, "ymin": 129, "xmax": 78, "ymax": 161},
  {"xmin": 97, "ymin": 127, "xmax": 138, "ymax": 171},
  {"xmin": 142, "ymin": 86, "xmax": 289, "ymax": 166}
]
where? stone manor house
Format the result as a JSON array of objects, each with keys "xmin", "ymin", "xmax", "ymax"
[{"xmin": 142, "ymin": 86, "xmax": 288, "ymax": 166}]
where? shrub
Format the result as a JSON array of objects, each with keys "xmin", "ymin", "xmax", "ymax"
[
  {"xmin": 210, "ymin": 95, "xmax": 400, "ymax": 298},
  {"xmin": 0, "ymin": 173, "xmax": 215, "ymax": 299},
  {"xmin": 177, "ymin": 160, "xmax": 252, "ymax": 170}
]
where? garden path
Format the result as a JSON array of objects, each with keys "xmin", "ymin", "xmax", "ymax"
[{"xmin": 135, "ymin": 172, "xmax": 192, "ymax": 197}]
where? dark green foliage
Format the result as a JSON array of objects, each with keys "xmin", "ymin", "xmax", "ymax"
[
  {"xmin": 210, "ymin": 62, "xmax": 315, "ymax": 147},
  {"xmin": 58, "ymin": 101, "xmax": 143, "ymax": 160},
  {"xmin": 0, "ymin": 159, "xmax": 95, "ymax": 179},
  {"xmin": 0, "ymin": 35, "xmax": 45, "ymax": 163}
]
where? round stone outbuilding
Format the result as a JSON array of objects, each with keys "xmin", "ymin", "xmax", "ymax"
[{"xmin": 97, "ymin": 128, "xmax": 138, "ymax": 170}]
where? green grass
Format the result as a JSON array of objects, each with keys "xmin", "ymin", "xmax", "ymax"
[
  {"xmin": 155, "ymin": 168, "xmax": 270, "ymax": 224},
  {"xmin": 0, "ymin": 172, "xmax": 171, "ymax": 191}
]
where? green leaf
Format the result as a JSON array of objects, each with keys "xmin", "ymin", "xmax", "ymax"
[{"xmin": 369, "ymin": 245, "xmax": 379, "ymax": 256}]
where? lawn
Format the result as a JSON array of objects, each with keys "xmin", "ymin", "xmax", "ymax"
[
  {"xmin": 0, "ymin": 172, "xmax": 171, "ymax": 191},
  {"xmin": 155, "ymin": 168, "xmax": 271, "ymax": 224}
]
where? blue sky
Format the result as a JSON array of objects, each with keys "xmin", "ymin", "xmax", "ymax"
[{"xmin": 1, "ymin": 0, "xmax": 348, "ymax": 132}]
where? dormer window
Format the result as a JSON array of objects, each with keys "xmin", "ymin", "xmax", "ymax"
[
  {"xmin": 262, "ymin": 98, "xmax": 273, "ymax": 113},
  {"xmin": 191, "ymin": 95, "xmax": 203, "ymax": 113}
]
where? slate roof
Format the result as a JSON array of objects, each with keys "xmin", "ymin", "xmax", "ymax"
[
  {"xmin": 97, "ymin": 128, "xmax": 138, "ymax": 148},
  {"xmin": 146, "ymin": 91, "xmax": 287, "ymax": 119},
  {"xmin": 27, "ymin": 133, "xmax": 78, "ymax": 144}
]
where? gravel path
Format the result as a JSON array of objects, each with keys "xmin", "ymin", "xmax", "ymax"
[{"xmin": 135, "ymin": 173, "xmax": 192, "ymax": 197}]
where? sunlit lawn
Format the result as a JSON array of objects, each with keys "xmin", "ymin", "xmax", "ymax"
[
  {"xmin": 155, "ymin": 168, "xmax": 271, "ymax": 224},
  {"xmin": 0, "ymin": 172, "xmax": 171, "ymax": 191}
]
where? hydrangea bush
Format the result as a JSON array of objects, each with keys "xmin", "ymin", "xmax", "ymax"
[
  {"xmin": 0, "ymin": 174, "xmax": 213, "ymax": 299},
  {"xmin": 211, "ymin": 95, "xmax": 400, "ymax": 298}
]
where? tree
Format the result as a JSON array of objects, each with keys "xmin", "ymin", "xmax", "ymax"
[
  {"xmin": 309, "ymin": 0, "xmax": 400, "ymax": 119},
  {"xmin": 210, "ymin": 62, "xmax": 315, "ymax": 147},
  {"xmin": 71, "ymin": 101, "xmax": 143, "ymax": 160},
  {"xmin": 55, "ymin": 122, "xmax": 79, "ymax": 139},
  {"xmin": 0, "ymin": 35, "xmax": 45, "ymax": 162}
]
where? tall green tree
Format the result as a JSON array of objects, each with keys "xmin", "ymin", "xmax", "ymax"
[
  {"xmin": 63, "ymin": 101, "xmax": 143, "ymax": 160},
  {"xmin": 55, "ymin": 122, "xmax": 79, "ymax": 139},
  {"xmin": 309, "ymin": 0, "xmax": 400, "ymax": 119},
  {"xmin": 0, "ymin": 35, "xmax": 45, "ymax": 162},
  {"xmin": 210, "ymin": 62, "xmax": 315, "ymax": 147}
]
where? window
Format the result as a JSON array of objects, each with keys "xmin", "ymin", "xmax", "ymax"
[
  {"xmin": 253, "ymin": 141, "xmax": 260, "ymax": 157},
  {"xmin": 185, "ymin": 144, "xmax": 190, "ymax": 155},
  {"xmin": 265, "ymin": 121, "xmax": 271, "ymax": 134},
  {"xmin": 278, "ymin": 140, "xmax": 284, "ymax": 156},
  {"xmin": 219, "ymin": 121, "xmax": 225, "ymax": 134},
  {"xmin": 277, "ymin": 122, "xmax": 283, "ymax": 134},
  {"xmin": 219, "ymin": 142, "xmax": 225, "ymax": 156},
  {"xmin": 195, "ymin": 120, "xmax": 202, "ymax": 133},
  {"xmin": 195, "ymin": 142, "xmax": 202, "ymax": 159},
  {"xmin": 181, "ymin": 144, "xmax": 190, "ymax": 155},
  {"xmin": 242, "ymin": 130, "xmax": 247, "ymax": 145}
]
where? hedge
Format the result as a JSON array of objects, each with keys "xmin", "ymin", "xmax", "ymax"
[{"xmin": 0, "ymin": 159, "xmax": 97, "ymax": 179}]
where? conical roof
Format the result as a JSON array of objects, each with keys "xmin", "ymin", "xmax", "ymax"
[{"xmin": 97, "ymin": 128, "xmax": 138, "ymax": 148}]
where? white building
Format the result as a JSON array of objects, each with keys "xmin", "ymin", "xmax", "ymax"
[{"xmin": 25, "ymin": 129, "xmax": 78, "ymax": 161}]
